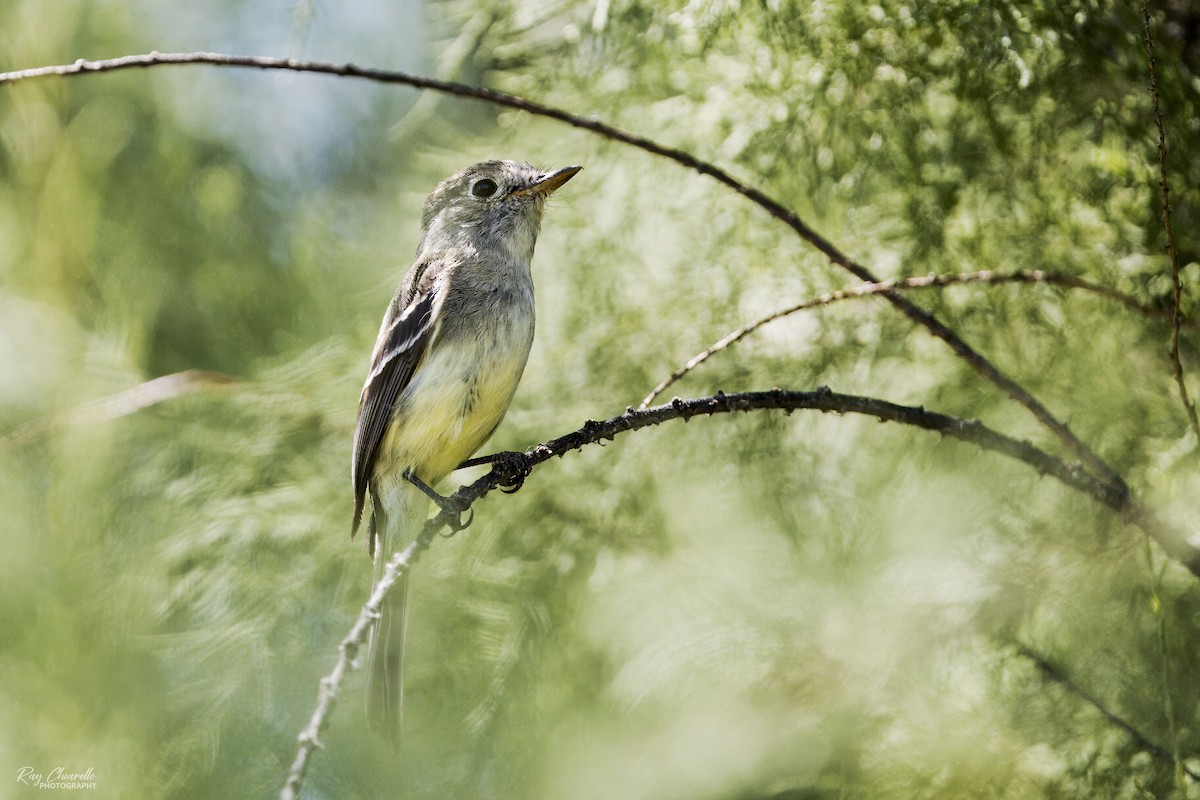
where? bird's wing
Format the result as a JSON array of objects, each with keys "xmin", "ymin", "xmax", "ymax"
[{"xmin": 351, "ymin": 257, "xmax": 446, "ymax": 540}]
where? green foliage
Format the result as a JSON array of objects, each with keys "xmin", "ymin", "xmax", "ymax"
[{"xmin": 1, "ymin": 1, "xmax": 1198, "ymax": 799}]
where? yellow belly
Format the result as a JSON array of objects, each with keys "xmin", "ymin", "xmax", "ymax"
[{"xmin": 374, "ymin": 327, "xmax": 532, "ymax": 487}]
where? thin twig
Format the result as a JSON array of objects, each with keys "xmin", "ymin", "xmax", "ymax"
[
  {"xmin": 0, "ymin": 51, "xmax": 1127, "ymax": 498},
  {"xmin": 281, "ymin": 387, "xmax": 1200, "ymax": 799},
  {"xmin": 642, "ymin": 269, "xmax": 1187, "ymax": 408},
  {"xmin": 1142, "ymin": 4, "xmax": 1200, "ymax": 441},
  {"xmin": 280, "ymin": 527, "xmax": 436, "ymax": 800},
  {"xmin": 1014, "ymin": 643, "xmax": 1199, "ymax": 783},
  {"xmin": 0, "ymin": 370, "xmax": 238, "ymax": 448}
]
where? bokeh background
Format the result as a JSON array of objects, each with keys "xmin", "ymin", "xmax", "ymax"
[{"xmin": 2, "ymin": 1, "xmax": 1199, "ymax": 798}]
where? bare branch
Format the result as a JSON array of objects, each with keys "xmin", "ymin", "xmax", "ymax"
[
  {"xmin": 0, "ymin": 51, "xmax": 1125, "ymax": 497},
  {"xmin": 642, "ymin": 269, "xmax": 1187, "ymax": 408},
  {"xmin": 280, "ymin": 527, "xmax": 435, "ymax": 800},
  {"xmin": 1014, "ymin": 643, "xmax": 1199, "ymax": 783},
  {"xmin": 280, "ymin": 386, "xmax": 1200, "ymax": 799},
  {"xmin": 0, "ymin": 370, "xmax": 238, "ymax": 448},
  {"xmin": 1142, "ymin": 4, "xmax": 1200, "ymax": 441}
]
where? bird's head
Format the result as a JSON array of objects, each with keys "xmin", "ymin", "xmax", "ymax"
[{"xmin": 417, "ymin": 160, "xmax": 581, "ymax": 263}]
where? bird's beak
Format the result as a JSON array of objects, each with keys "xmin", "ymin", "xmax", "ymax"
[{"xmin": 510, "ymin": 165, "xmax": 582, "ymax": 197}]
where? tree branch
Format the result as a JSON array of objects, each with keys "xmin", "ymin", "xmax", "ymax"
[
  {"xmin": 1142, "ymin": 4, "xmax": 1200, "ymax": 442},
  {"xmin": 642, "ymin": 269, "xmax": 1188, "ymax": 408},
  {"xmin": 0, "ymin": 370, "xmax": 238, "ymax": 448},
  {"xmin": 1014, "ymin": 643, "xmax": 1199, "ymax": 783},
  {"xmin": 280, "ymin": 387, "xmax": 1199, "ymax": 799},
  {"xmin": 280, "ymin": 526, "xmax": 435, "ymax": 800},
  {"xmin": 0, "ymin": 51, "xmax": 1126, "ymax": 498}
]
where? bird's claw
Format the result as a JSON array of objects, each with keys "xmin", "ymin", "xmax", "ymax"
[
  {"xmin": 403, "ymin": 469, "xmax": 474, "ymax": 534},
  {"xmin": 454, "ymin": 450, "xmax": 531, "ymax": 491},
  {"xmin": 445, "ymin": 508, "xmax": 474, "ymax": 535},
  {"xmin": 485, "ymin": 450, "xmax": 532, "ymax": 493}
]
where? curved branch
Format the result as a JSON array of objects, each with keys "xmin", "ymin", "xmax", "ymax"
[
  {"xmin": 0, "ymin": 52, "xmax": 1125, "ymax": 497},
  {"xmin": 642, "ymin": 269, "xmax": 1189, "ymax": 407},
  {"xmin": 280, "ymin": 387, "xmax": 1199, "ymax": 799}
]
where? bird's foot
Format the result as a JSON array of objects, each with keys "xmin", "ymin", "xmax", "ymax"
[
  {"xmin": 403, "ymin": 469, "xmax": 474, "ymax": 533},
  {"xmin": 458, "ymin": 450, "xmax": 531, "ymax": 493}
]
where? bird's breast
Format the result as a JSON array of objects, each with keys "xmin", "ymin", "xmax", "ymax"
[{"xmin": 375, "ymin": 291, "xmax": 535, "ymax": 486}]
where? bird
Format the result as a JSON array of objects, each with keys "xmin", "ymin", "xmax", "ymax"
[{"xmin": 351, "ymin": 159, "xmax": 581, "ymax": 742}]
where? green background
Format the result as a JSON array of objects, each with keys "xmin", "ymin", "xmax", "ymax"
[{"xmin": 1, "ymin": 1, "xmax": 1198, "ymax": 797}]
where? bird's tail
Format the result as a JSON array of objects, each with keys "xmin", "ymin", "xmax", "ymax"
[{"xmin": 365, "ymin": 483, "xmax": 426, "ymax": 745}]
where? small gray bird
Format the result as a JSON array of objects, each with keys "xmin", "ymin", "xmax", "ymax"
[{"xmin": 352, "ymin": 160, "xmax": 580, "ymax": 742}]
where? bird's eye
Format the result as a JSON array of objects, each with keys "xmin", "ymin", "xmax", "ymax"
[{"xmin": 471, "ymin": 178, "xmax": 499, "ymax": 198}]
